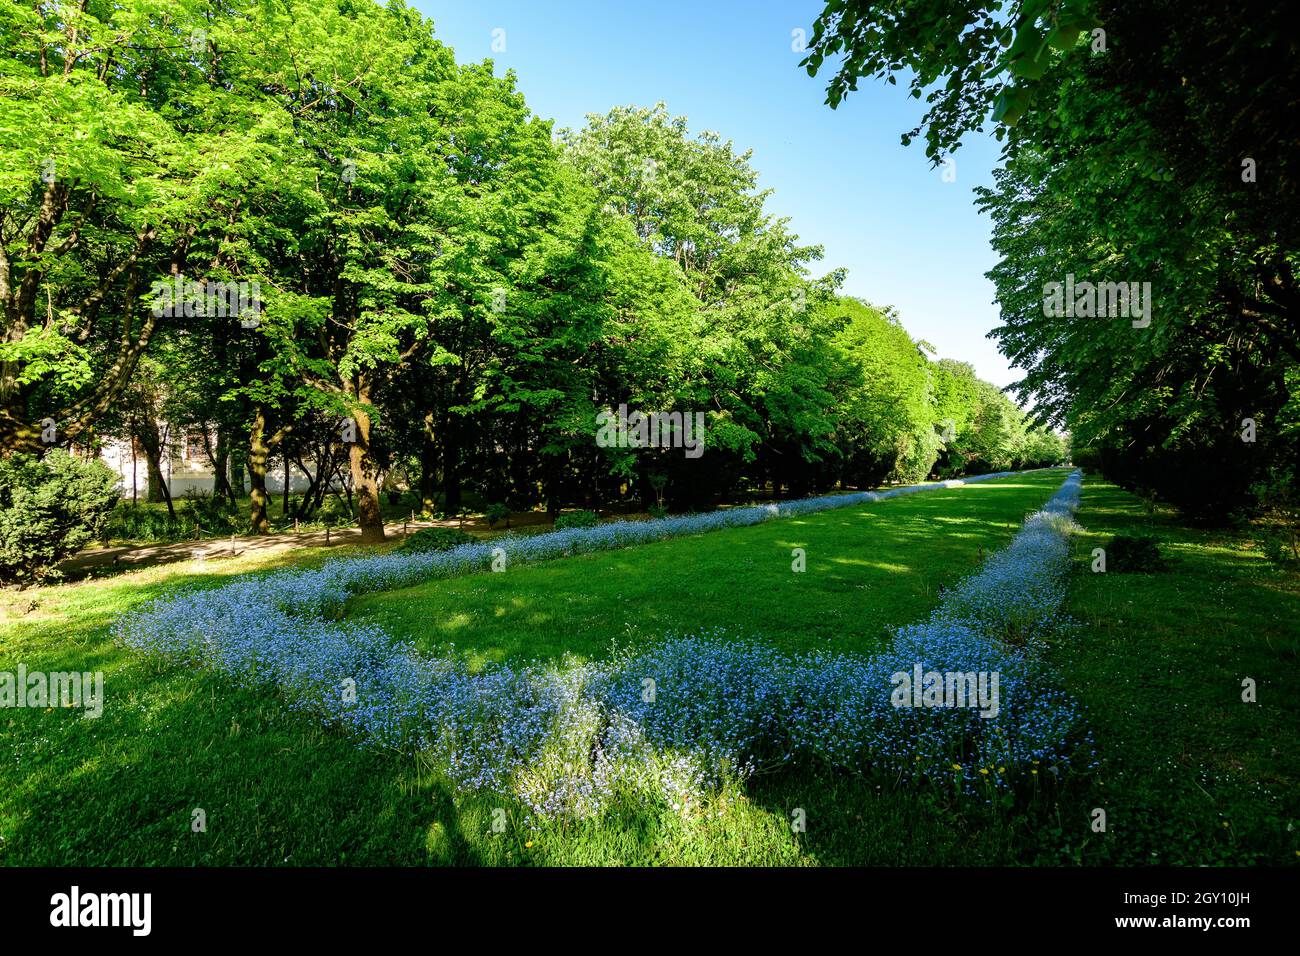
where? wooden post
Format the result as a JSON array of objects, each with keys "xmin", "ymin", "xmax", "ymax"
[{"xmin": 230, "ymin": 533, "xmax": 236, "ymax": 556}]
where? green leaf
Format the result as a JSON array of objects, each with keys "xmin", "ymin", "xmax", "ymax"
[
  {"xmin": 1010, "ymin": 46, "xmax": 1050, "ymax": 80},
  {"xmin": 1046, "ymin": 27, "xmax": 1082, "ymax": 53},
  {"xmin": 992, "ymin": 86, "xmax": 1032, "ymax": 125}
]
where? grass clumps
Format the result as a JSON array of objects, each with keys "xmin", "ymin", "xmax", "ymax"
[
  {"xmin": 1103, "ymin": 533, "xmax": 1165, "ymax": 573},
  {"xmin": 554, "ymin": 510, "xmax": 600, "ymax": 530},
  {"xmin": 399, "ymin": 527, "xmax": 478, "ymax": 553}
]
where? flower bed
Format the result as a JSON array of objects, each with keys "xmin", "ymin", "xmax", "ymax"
[
  {"xmin": 244, "ymin": 469, "xmax": 1024, "ymax": 618},
  {"xmin": 115, "ymin": 469, "xmax": 1091, "ymax": 818}
]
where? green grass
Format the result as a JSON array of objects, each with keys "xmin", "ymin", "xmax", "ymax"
[
  {"xmin": 1039, "ymin": 479, "xmax": 1300, "ymax": 865},
  {"xmin": 352, "ymin": 470, "xmax": 1072, "ymax": 668},
  {"xmin": 3, "ymin": 468, "xmax": 1295, "ymax": 866},
  {"xmin": 1, "ymin": 472, "xmax": 1062, "ymax": 865},
  {"xmin": 100, "ymin": 490, "xmax": 427, "ymax": 545},
  {"xmin": 0, "ymin": 545, "xmax": 440, "ymax": 865}
]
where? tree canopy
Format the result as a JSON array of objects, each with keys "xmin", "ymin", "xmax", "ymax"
[
  {"xmin": 0, "ymin": 0, "xmax": 1065, "ymax": 538},
  {"xmin": 805, "ymin": 0, "xmax": 1298, "ymax": 517}
]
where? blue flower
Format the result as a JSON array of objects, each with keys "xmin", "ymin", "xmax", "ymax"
[{"xmin": 113, "ymin": 469, "xmax": 1092, "ymax": 818}]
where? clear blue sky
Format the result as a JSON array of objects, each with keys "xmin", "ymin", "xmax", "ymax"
[{"xmin": 415, "ymin": 0, "xmax": 1015, "ymax": 387}]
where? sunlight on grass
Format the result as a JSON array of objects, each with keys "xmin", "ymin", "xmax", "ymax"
[
  {"xmin": 1050, "ymin": 480, "xmax": 1300, "ymax": 865},
  {"xmin": 0, "ymin": 471, "xmax": 1106, "ymax": 867},
  {"xmin": 348, "ymin": 471, "xmax": 1069, "ymax": 664}
]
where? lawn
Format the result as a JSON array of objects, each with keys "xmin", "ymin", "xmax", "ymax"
[
  {"xmin": 2, "ymin": 468, "xmax": 1295, "ymax": 866},
  {"xmin": 1042, "ymin": 479, "xmax": 1300, "ymax": 865},
  {"xmin": 0, "ymin": 545, "xmax": 447, "ymax": 866},
  {"xmin": 350, "ymin": 469, "xmax": 1072, "ymax": 667}
]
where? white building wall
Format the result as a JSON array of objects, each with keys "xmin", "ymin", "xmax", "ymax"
[{"xmin": 97, "ymin": 428, "xmax": 342, "ymax": 499}]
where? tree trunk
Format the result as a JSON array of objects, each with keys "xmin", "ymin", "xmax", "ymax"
[
  {"xmin": 441, "ymin": 411, "xmax": 462, "ymax": 514},
  {"xmin": 247, "ymin": 406, "xmax": 272, "ymax": 534},
  {"xmin": 312, "ymin": 454, "xmax": 336, "ymax": 515},
  {"xmin": 135, "ymin": 416, "xmax": 175, "ymax": 518},
  {"xmin": 291, "ymin": 455, "xmax": 320, "ymax": 519},
  {"xmin": 208, "ymin": 425, "xmax": 236, "ymax": 506},
  {"xmin": 281, "ymin": 446, "xmax": 291, "ymax": 518},
  {"xmin": 419, "ymin": 411, "xmax": 439, "ymax": 514},
  {"xmin": 346, "ymin": 384, "xmax": 385, "ymax": 542},
  {"xmin": 508, "ymin": 418, "xmax": 534, "ymax": 508},
  {"xmin": 0, "ymin": 410, "xmax": 43, "ymax": 455}
]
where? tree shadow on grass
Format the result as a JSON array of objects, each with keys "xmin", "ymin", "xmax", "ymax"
[
  {"xmin": 352, "ymin": 474, "xmax": 1070, "ymax": 667},
  {"xmin": 0, "ymin": 664, "xmax": 475, "ymax": 866},
  {"xmin": 1, "ymin": 556, "xmax": 487, "ymax": 866},
  {"xmin": 742, "ymin": 768, "xmax": 1021, "ymax": 867}
]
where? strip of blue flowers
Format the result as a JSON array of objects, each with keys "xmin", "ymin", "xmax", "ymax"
[{"xmin": 115, "ymin": 468, "xmax": 1092, "ymax": 818}]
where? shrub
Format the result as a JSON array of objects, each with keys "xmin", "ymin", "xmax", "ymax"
[
  {"xmin": 400, "ymin": 526, "xmax": 477, "ymax": 553},
  {"xmin": 1251, "ymin": 466, "xmax": 1300, "ymax": 568},
  {"xmin": 485, "ymin": 502, "xmax": 511, "ymax": 528},
  {"xmin": 1071, "ymin": 445, "xmax": 1102, "ymax": 473},
  {"xmin": 103, "ymin": 504, "xmax": 191, "ymax": 543},
  {"xmin": 0, "ymin": 451, "xmax": 121, "ymax": 585},
  {"xmin": 647, "ymin": 504, "xmax": 668, "ymax": 520},
  {"xmin": 555, "ymin": 509, "xmax": 599, "ymax": 530},
  {"xmin": 105, "ymin": 494, "xmax": 239, "ymax": 542},
  {"xmin": 178, "ymin": 491, "xmax": 240, "ymax": 534},
  {"xmin": 1104, "ymin": 534, "xmax": 1164, "ymax": 573},
  {"xmin": 318, "ymin": 496, "xmax": 349, "ymax": 527}
]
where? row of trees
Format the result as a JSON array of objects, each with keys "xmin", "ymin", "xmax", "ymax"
[
  {"xmin": 0, "ymin": 0, "xmax": 1064, "ymax": 542},
  {"xmin": 804, "ymin": 0, "xmax": 1298, "ymax": 520}
]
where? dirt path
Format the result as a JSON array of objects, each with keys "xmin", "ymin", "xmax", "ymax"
[
  {"xmin": 56, "ymin": 513, "xmax": 553, "ymax": 580},
  {"xmin": 57, "ymin": 488, "xmax": 898, "ymax": 581}
]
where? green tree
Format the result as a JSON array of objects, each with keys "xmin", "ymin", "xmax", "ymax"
[{"xmin": 804, "ymin": 0, "xmax": 1298, "ymax": 515}]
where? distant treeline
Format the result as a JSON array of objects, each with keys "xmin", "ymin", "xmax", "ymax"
[{"xmin": 0, "ymin": 1, "xmax": 1064, "ymax": 537}]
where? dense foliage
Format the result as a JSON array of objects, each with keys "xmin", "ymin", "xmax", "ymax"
[
  {"xmin": 398, "ymin": 527, "xmax": 478, "ymax": 555},
  {"xmin": 804, "ymin": 0, "xmax": 1298, "ymax": 520},
  {"xmin": 0, "ymin": 0, "xmax": 1062, "ymax": 544},
  {"xmin": 0, "ymin": 450, "xmax": 119, "ymax": 584}
]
